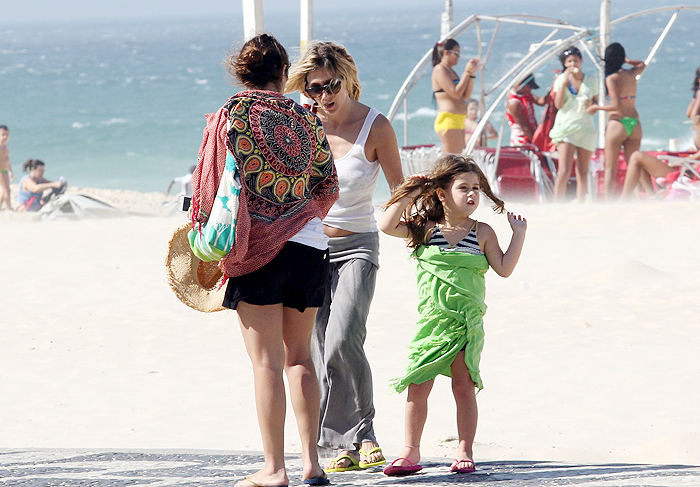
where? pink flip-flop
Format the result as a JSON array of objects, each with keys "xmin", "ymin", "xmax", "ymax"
[
  {"xmin": 383, "ymin": 458, "xmax": 423, "ymax": 477},
  {"xmin": 450, "ymin": 458, "xmax": 476, "ymax": 473}
]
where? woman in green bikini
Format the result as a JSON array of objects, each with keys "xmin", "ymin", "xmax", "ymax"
[{"xmin": 587, "ymin": 42, "xmax": 646, "ymax": 198}]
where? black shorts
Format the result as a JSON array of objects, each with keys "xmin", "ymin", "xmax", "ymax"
[{"xmin": 223, "ymin": 241, "xmax": 329, "ymax": 312}]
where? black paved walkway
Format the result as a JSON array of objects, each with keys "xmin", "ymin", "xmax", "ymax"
[{"xmin": 1, "ymin": 450, "xmax": 699, "ymax": 486}]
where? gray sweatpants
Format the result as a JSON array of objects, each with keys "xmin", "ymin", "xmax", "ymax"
[{"xmin": 312, "ymin": 233, "xmax": 379, "ymax": 451}]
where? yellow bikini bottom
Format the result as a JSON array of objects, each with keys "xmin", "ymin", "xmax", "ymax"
[{"xmin": 434, "ymin": 112, "xmax": 466, "ymax": 133}]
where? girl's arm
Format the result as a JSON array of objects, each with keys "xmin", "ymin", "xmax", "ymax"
[
  {"xmin": 434, "ymin": 58, "xmax": 479, "ymax": 101},
  {"xmin": 480, "ymin": 212, "xmax": 527, "ymax": 277},
  {"xmin": 378, "ymin": 187, "xmax": 421, "ymax": 239},
  {"xmin": 368, "ymin": 114, "xmax": 404, "ymax": 190},
  {"xmin": 626, "ymin": 58, "xmax": 646, "ymax": 76},
  {"xmin": 552, "ymin": 72, "xmax": 570, "ymax": 110}
]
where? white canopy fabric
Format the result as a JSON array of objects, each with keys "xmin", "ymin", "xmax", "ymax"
[{"xmin": 38, "ymin": 194, "xmax": 129, "ymax": 221}]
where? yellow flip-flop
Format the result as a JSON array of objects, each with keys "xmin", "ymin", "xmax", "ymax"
[
  {"xmin": 323, "ymin": 454, "xmax": 360, "ymax": 473},
  {"xmin": 359, "ymin": 446, "xmax": 386, "ymax": 468}
]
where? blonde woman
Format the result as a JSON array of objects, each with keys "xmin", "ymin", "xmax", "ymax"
[{"xmin": 287, "ymin": 41, "xmax": 403, "ymax": 473}]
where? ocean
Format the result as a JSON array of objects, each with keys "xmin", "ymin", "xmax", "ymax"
[{"xmin": 2, "ymin": 1, "xmax": 699, "ymax": 194}]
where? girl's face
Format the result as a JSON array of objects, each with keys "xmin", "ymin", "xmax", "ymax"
[
  {"xmin": 305, "ymin": 67, "xmax": 347, "ymax": 116},
  {"xmin": 564, "ymin": 54, "xmax": 582, "ymax": 71},
  {"xmin": 438, "ymin": 171, "xmax": 481, "ymax": 217},
  {"xmin": 0, "ymin": 129, "xmax": 9, "ymax": 145},
  {"xmin": 467, "ymin": 102, "xmax": 479, "ymax": 121}
]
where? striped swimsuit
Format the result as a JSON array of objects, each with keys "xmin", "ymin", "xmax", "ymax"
[{"xmin": 427, "ymin": 222, "xmax": 484, "ymax": 255}]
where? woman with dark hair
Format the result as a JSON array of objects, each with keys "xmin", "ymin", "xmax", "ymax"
[
  {"xmin": 549, "ymin": 46, "xmax": 598, "ymax": 202},
  {"xmin": 16, "ymin": 159, "xmax": 66, "ymax": 211},
  {"xmin": 686, "ymin": 66, "xmax": 700, "ymax": 120},
  {"xmin": 587, "ymin": 42, "xmax": 646, "ymax": 198},
  {"xmin": 286, "ymin": 41, "xmax": 403, "ymax": 474},
  {"xmin": 431, "ymin": 38, "xmax": 480, "ymax": 154},
  {"xmin": 191, "ymin": 33, "xmax": 339, "ymax": 487}
]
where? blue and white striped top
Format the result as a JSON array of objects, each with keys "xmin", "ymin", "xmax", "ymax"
[{"xmin": 427, "ymin": 223, "xmax": 484, "ymax": 255}]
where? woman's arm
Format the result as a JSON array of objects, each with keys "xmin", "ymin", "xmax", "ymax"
[
  {"xmin": 587, "ymin": 75, "xmax": 621, "ymax": 115},
  {"xmin": 552, "ymin": 72, "xmax": 569, "ymax": 110},
  {"xmin": 480, "ymin": 213, "xmax": 527, "ymax": 277},
  {"xmin": 22, "ymin": 177, "xmax": 62, "ymax": 193},
  {"xmin": 626, "ymin": 58, "xmax": 646, "ymax": 76},
  {"xmin": 433, "ymin": 58, "xmax": 479, "ymax": 101},
  {"xmin": 368, "ymin": 114, "xmax": 404, "ymax": 190},
  {"xmin": 687, "ymin": 90, "xmax": 700, "ymax": 119}
]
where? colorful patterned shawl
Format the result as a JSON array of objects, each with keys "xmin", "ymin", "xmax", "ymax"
[{"xmin": 191, "ymin": 90, "xmax": 338, "ymax": 277}]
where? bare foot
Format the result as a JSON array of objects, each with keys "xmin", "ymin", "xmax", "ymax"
[
  {"xmin": 324, "ymin": 449, "xmax": 359, "ymax": 471},
  {"xmin": 391, "ymin": 445, "xmax": 420, "ymax": 467},
  {"xmin": 235, "ymin": 469, "xmax": 288, "ymax": 487},
  {"xmin": 359, "ymin": 440, "xmax": 386, "ymax": 466}
]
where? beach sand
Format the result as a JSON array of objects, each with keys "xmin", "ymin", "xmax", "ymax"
[{"xmin": 1, "ymin": 188, "xmax": 698, "ymax": 467}]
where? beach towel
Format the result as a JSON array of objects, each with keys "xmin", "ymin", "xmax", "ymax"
[{"xmin": 390, "ymin": 244, "xmax": 489, "ymax": 393}]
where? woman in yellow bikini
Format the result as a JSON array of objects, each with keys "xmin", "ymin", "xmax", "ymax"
[
  {"xmin": 431, "ymin": 38, "xmax": 480, "ymax": 154},
  {"xmin": 587, "ymin": 42, "xmax": 646, "ymax": 198}
]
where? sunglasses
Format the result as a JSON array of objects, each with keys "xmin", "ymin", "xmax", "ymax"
[
  {"xmin": 305, "ymin": 78, "xmax": 343, "ymax": 97},
  {"xmin": 562, "ymin": 48, "xmax": 581, "ymax": 58},
  {"xmin": 447, "ymin": 50, "xmax": 461, "ymax": 57}
]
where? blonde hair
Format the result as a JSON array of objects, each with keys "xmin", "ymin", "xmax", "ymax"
[
  {"xmin": 286, "ymin": 41, "xmax": 361, "ymax": 101},
  {"xmin": 384, "ymin": 155, "xmax": 505, "ymax": 250}
]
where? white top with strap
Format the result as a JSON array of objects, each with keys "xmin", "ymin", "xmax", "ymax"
[{"xmin": 323, "ymin": 107, "xmax": 381, "ymax": 233}]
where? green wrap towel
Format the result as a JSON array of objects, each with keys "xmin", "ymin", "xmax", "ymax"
[{"xmin": 390, "ymin": 244, "xmax": 489, "ymax": 393}]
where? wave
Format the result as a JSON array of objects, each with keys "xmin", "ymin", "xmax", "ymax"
[
  {"xmin": 194, "ymin": 78, "xmax": 208, "ymax": 85},
  {"xmin": 393, "ymin": 107, "xmax": 438, "ymax": 122},
  {"xmin": 101, "ymin": 118, "xmax": 128, "ymax": 126},
  {"xmin": 71, "ymin": 122, "xmax": 91, "ymax": 129}
]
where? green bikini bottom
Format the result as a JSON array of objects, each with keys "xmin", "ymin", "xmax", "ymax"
[{"xmin": 617, "ymin": 117, "xmax": 640, "ymax": 137}]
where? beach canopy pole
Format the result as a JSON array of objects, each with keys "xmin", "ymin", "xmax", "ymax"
[
  {"xmin": 300, "ymin": 0, "xmax": 313, "ymax": 106},
  {"xmin": 242, "ymin": 0, "xmax": 264, "ymax": 41},
  {"xmin": 598, "ymin": 0, "xmax": 610, "ymax": 150}
]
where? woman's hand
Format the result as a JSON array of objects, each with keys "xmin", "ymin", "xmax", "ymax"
[
  {"xmin": 586, "ymin": 103, "xmax": 599, "ymax": 115},
  {"xmin": 464, "ymin": 57, "xmax": 481, "ymax": 77}
]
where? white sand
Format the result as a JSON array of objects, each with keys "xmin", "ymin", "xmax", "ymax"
[{"xmin": 1, "ymin": 189, "xmax": 699, "ymax": 465}]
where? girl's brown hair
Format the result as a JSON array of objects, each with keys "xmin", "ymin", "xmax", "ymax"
[
  {"xmin": 22, "ymin": 159, "xmax": 45, "ymax": 172},
  {"xmin": 384, "ymin": 154, "xmax": 504, "ymax": 249}
]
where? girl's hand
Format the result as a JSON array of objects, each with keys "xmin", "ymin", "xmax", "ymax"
[
  {"xmin": 507, "ymin": 212, "xmax": 527, "ymax": 233},
  {"xmin": 586, "ymin": 104, "xmax": 599, "ymax": 115}
]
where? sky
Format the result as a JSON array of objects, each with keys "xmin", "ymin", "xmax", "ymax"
[{"xmin": 0, "ymin": 0, "xmax": 664, "ymax": 24}]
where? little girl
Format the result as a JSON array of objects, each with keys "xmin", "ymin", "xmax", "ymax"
[{"xmin": 378, "ymin": 155, "xmax": 526, "ymax": 476}]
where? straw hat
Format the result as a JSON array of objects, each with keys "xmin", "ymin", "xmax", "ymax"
[{"xmin": 165, "ymin": 223, "xmax": 226, "ymax": 313}]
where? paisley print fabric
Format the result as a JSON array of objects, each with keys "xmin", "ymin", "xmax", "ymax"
[{"xmin": 225, "ymin": 90, "xmax": 335, "ymax": 224}]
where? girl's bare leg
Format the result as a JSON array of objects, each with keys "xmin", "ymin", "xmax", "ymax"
[
  {"xmin": 392, "ymin": 380, "xmax": 434, "ymax": 467},
  {"xmin": 451, "ymin": 352, "xmax": 478, "ymax": 465}
]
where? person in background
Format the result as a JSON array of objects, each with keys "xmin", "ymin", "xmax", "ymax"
[
  {"xmin": 586, "ymin": 42, "xmax": 646, "ymax": 198},
  {"xmin": 286, "ymin": 41, "xmax": 403, "ymax": 474},
  {"xmin": 190, "ymin": 33, "xmax": 339, "ymax": 487},
  {"xmin": 464, "ymin": 99, "xmax": 498, "ymax": 148},
  {"xmin": 165, "ymin": 165, "xmax": 196, "ymax": 197},
  {"xmin": 506, "ymin": 73, "xmax": 548, "ymax": 146},
  {"xmin": 686, "ymin": 66, "xmax": 700, "ymax": 121},
  {"xmin": 548, "ymin": 47, "xmax": 598, "ymax": 203},
  {"xmin": 431, "ymin": 38, "xmax": 481, "ymax": 154},
  {"xmin": 16, "ymin": 159, "xmax": 66, "ymax": 212},
  {"xmin": 0, "ymin": 125, "xmax": 13, "ymax": 211}
]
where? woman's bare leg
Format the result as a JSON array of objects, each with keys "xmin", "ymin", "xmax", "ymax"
[
  {"xmin": 604, "ymin": 121, "xmax": 628, "ymax": 199},
  {"xmin": 282, "ymin": 306, "xmax": 325, "ymax": 481},
  {"xmin": 439, "ymin": 129, "xmax": 466, "ymax": 155},
  {"xmin": 554, "ymin": 142, "xmax": 575, "ymax": 202},
  {"xmin": 574, "ymin": 147, "xmax": 592, "ymax": 203},
  {"xmin": 621, "ymin": 151, "xmax": 673, "ymax": 199},
  {"xmin": 236, "ymin": 302, "xmax": 289, "ymax": 487}
]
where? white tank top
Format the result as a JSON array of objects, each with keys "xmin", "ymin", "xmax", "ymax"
[{"xmin": 323, "ymin": 108, "xmax": 381, "ymax": 233}]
